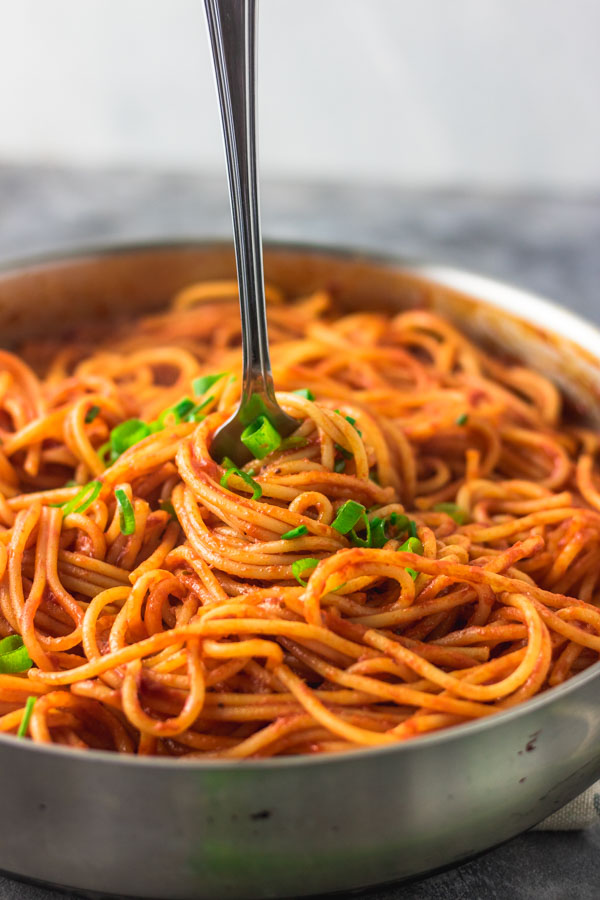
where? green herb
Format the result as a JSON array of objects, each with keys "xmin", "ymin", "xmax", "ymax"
[
  {"xmin": 331, "ymin": 500, "xmax": 372, "ymax": 547},
  {"xmin": 456, "ymin": 413, "xmax": 469, "ymax": 426},
  {"xmin": 293, "ymin": 388, "xmax": 315, "ymax": 401},
  {"xmin": 61, "ymin": 480, "xmax": 102, "ymax": 517},
  {"xmin": 115, "ymin": 489, "xmax": 135, "ymax": 535},
  {"xmin": 240, "ymin": 415, "xmax": 282, "ymax": 459},
  {"xmin": 433, "ymin": 502, "xmax": 469, "ymax": 524},
  {"xmin": 0, "ymin": 635, "xmax": 33, "ymax": 674},
  {"xmin": 159, "ymin": 499, "xmax": 178, "ymax": 521},
  {"xmin": 334, "ymin": 443, "xmax": 352, "ymax": 460},
  {"xmin": 220, "ymin": 465, "xmax": 262, "ymax": 501},
  {"xmin": 332, "ymin": 500, "xmax": 366, "ymax": 534},
  {"xmin": 84, "ymin": 405, "xmax": 100, "ymax": 424},
  {"xmin": 281, "ymin": 525, "xmax": 308, "ymax": 540},
  {"xmin": 370, "ymin": 517, "xmax": 388, "ymax": 548},
  {"xmin": 334, "ymin": 458, "xmax": 346, "ymax": 473},
  {"xmin": 280, "ymin": 435, "xmax": 308, "ymax": 451},
  {"xmin": 335, "ymin": 409, "xmax": 362, "ymax": 436},
  {"xmin": 64, "ymin": 480, "xmax": 78, "ymax": 488},
  {"xmin": 408, "ymin": 519, "xmax": 418, "ymax": 539},
  {"xmin": 291, "ymin": 557, "xmax": 319, "ymax": 586},
  {"xmin": 109, "ymin": 419, "xmax": 152, "ymax": 461},
  {"xmin": 17, "ymin": 696, "xmax": 36, "ymax": 738},
  {"xmin": 389, "ymin": 512, "xmax": 410, "ymax": 532},
  {"xmin": 193, "ymin": 373, "xmax": 226, "ymax": 396},
  {"xmin": 398, "ymin": 536, "xmax": 424, "ymax": 580}
]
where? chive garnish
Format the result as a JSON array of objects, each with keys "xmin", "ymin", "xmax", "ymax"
[
  {"xmin": 291, "ymin": 557, "xmax": 319, "ymax": 586},
  {"xmin": 334, "ymin": 458, "xmax": 346, "ymax": 473},
  {"xmin": 241, "ymin": 415, "xmax": 282, "ymax": 459},
  {"xmin": 456, "ymin": 413, "xmax": 469, "ymax": 426},
  {"xmin": 331, "ymin": 500, "xmax": 372, "ymax": 547},
  {"xmin": 115, "ymin": 489, "xmax": 136, "ymax": 535},
  {"xmin": 334, "ymin": 443, "xmax": 352, "ymax": 460},
  {"xmin": 332, "ymin": 500, "xmax": 365, "ymax": 534},
  {"xmin": 398, "ymin": 536, "xmax": 424, "ymax": 580},
  {"xmin": 433, "ymin": 502, "xmax": 469, "ymax": 524},
  {"xmin": 281, "ymin": 525, "xmax": 308, "ymax": 540},
  {"xmin": 17, "ymin": 696, "xmax": 36, "ymax": 739},
  {"xmin": 61, "ymin": 480, "xmax": 102, "ymax": 517},
  {"xmin": 220, "ymin": 464, "xmax": 262, "ymax": 501},
  {"xmin": 408, "ymin": 519, "xmax": 418, "ymax": 538},
  {"xmin": 84, "ymin": 405, "xmax": 100, "ymax": 424},
  {"xmin": 0, "ymin": 635, "xmax": 33, "ymax": 674},
  {"xmin": 193, "ymin": 373, "xmax": 226, "ymax": 396},
  {"xmin": 293, "ymin": 388, "xmax": 315, "ymax": 401},
  {"xmin": 159, "ymin": 499, "xmax": 178, "ymax": 521}
]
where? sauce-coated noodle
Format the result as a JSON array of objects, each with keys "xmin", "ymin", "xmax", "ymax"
[{"xmin": 0, "ymin": 281, "xmax": 598, "ymax": 757}]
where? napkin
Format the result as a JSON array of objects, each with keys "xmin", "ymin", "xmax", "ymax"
[{"xmin": 535, "ymin": 782, "xmax": 600, "ymax": 830}]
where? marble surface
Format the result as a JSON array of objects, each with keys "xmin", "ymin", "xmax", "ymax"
[{"xmin": 1, "ymin": 164, "xmax": 600, "ymax": 900}]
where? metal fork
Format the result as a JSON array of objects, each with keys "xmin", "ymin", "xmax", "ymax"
[{"xmin": 204, "ymin": 0, "xmax": 298, "ymax": 465}]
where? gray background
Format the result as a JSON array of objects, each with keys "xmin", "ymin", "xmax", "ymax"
[{"xmin": 0, "ymin": 164, "xmax": 599, "ymax": 898}]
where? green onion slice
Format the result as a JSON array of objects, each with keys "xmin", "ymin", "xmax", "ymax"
[
  {"xmin": 408, "ymin": 519, "xmax": 418, "ymax": 538},
  {"xmin": 281, "ymin": 525, "xmax": 308, "ymax": 540},
  {"xmin": 398, "ymin": 536, "xmax": 424, "ymax": 580},
  {"xmin": 370, "ymin": 517, "xmax": 388, "ymax": 548},
  {"xmin": 84, "ymin": 405, "xmax": 100, "ymax": 424},
  {"xmin": 331, "ymin": 500, "xmax": 366, "ymax": 534},
  {"xmin": 17, "ymin": 696, "xmax": 36, "ymax": 738},
  {"xmin": 334, "ymin": 443, "xmax": 352, "ymax": 460},
  {"xmin": 334, "ymin": 458, "xmax": 346, "ymax": 473},
  {"xmin": 61, "ymin": 480, "xmax": 102, "ymax": 517},
  {"xmin": 240, "ymin": 415, "xmax": 282, "ymax": 460},
  {"xmin": 280, "ymin": 435, "xmax": 308, "ymax": 451},
  {"xmin": 220, "ymin": 465, "xmax": 262, "ymax": 501},
  {"xmin": 293, "ymin": 388, "xmax": 315, "ymax": 401},
  {"xmin": 159, "ymin": 499, "xmax": 178, "ymax": 521},
  {"xmin": 291, "ymin": 557, "xmax": 319, "ymax": 586},
  {"xmin": 433, "ymin": 502, "xmax": 469, "ymax": 524},
  {"xmin": 0, "ymin": 635, "xmax": 33, "ymax": 673},
  {"xmin": 455, "ymin": 413, "xmax": 469, "ymax": 426},
  {"xmin": 115, "ymin": 489, "xmax": 136, "ymax": 535},
  {"xmin": 110, "ymin": 419, "xmax": 152, "ymax": 459},
  {"xmin": 193, "ymin": 373, "xmax": 226, "ymax": 396}
]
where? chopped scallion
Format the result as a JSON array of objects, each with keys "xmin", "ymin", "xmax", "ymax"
[
  {"xmin": 433, "ymin": 502, "xmax": 469, "ymax": 524},
  {"xmin": 17, "ymin": 696, "xmax": 36, "ymax": 738},
  {"xmin": 220, "ymin": 465, "xmax": 262, "ymax": 501},
  {"xmin": 293, "ymin": 388, "xmax": 315, "ymax": 401},
  {"xmin": 281, "ymin": 525, "xmax": 308, "ymax": 540},
  {"xmin": 84, "ymin": 405, "xmax": 100, "ymax": 424},
  {"xmin": 408, "ymin": 519, "xmax": 418, "ymax": 538},
  {"xmin": 115, "ymin": 489, "xmax": 136, "ymax": 535},
  {"xmin": 398, "ymin": 536, "xmax": 424, "ymax": 580},
  {"xmin": 193, "ymin": 373, "xmax": 226, "ymax": 396},
  {"xmin": 109, "ymin": 419, "xmax": 152, "ymax": 460},
  {"xmin": 159, "ymin": 499, "xmax": 178, "ymax": 521},
  {"xmin": 0, "ymin": 635, "xmax": 33, "ymax": 674},
  {"xmin": 240, "ymin": 415, "xmax": 282, "ymax": 459},
  {"xmin": 291, "ymin": 557, "xmax": 319, "ymax": 586},
  {"xmin": 456, "ymin": 413, "xmax": 469, "ymax": 426},
  {"xmin": 334, "ymin": 458, "xmax": 346, "ymax": 473},
  {"xmin": 61, "ymin": 480, "xmax": 102, "ymax": 517},
  {"xmin": 332, "ymin": 500, "xmax": 366, "ymax": 535}
]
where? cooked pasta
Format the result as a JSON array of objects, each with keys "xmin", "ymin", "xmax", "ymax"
[{"xmin": 0, "ymin": 279, "xmax": 599, "ymax": 757}]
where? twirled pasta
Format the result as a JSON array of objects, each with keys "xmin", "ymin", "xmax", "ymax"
[{"xmin": 0, "ymin": 281, "xmax": 599, "ymax": 757}]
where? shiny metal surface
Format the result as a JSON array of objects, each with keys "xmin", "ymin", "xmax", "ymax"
[
  {"xmin": 204, "ymin": 0, "xmax": 297, "ymax": 463},
  {"xmin": 0, "ymin": 241, "xmax": 599, "ymax": 899}
]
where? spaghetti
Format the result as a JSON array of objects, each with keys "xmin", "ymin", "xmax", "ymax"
[{"xmin": 0, "ymin": 279, "xmax": 599, "ymax": 757}]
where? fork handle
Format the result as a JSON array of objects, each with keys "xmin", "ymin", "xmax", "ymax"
[{"xmin": 204, "ymin": 0, "xmax": 275, "ymax": 405}]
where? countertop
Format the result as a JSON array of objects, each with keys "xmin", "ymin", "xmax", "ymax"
[{"xmin": 1, "ymin": 164, "xmax": 600, "ymax": 900}]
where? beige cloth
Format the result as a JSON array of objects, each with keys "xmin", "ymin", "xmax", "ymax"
[{"xmin": 535, "ymin": 783, "xmax": 600, "ymax": 830}]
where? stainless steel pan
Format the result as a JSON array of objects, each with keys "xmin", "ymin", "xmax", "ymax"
[{"xmin": 1, "ymin": 242, "xmax": 600, "ymax": 900}]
